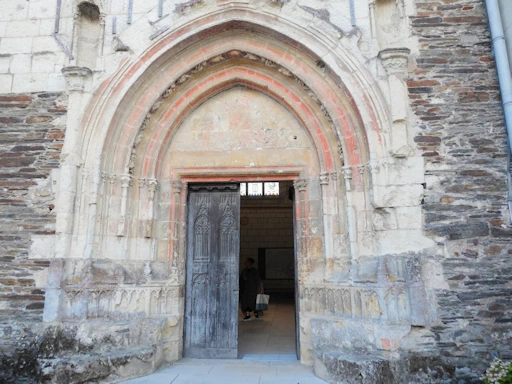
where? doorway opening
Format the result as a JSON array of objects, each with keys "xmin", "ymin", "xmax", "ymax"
[{"xmin": 238, "ymin": 180, "xmax": 298, "ymax": 360}]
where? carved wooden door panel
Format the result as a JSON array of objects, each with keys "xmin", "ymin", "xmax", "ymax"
[{"xmin": 184, "ymin": 183, "xmax": 240, "ymax": 358}]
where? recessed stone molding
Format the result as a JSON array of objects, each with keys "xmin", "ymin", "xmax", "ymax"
[{"xmin": 128, "ymin": 50, "xmax": 343, "ymax": 174}]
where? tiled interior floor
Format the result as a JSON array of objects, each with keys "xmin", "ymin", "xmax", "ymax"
[{"xmin": 238, "ymin": 296, "xmax": 297, "ymax": 359}]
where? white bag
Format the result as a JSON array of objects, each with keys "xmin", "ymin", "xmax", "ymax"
[{"xmin": 255, "ymin": 294, "xmax": 270, "ymax": 311}]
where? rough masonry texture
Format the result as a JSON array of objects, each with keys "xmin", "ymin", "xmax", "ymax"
[
  {"xmin": 0, "ymin": 92, "xmax": 66, "ymax": 381},
  {"xmin": 409, "ymin": 1, "xmax": 512, "ymax": 380},
  {"xmin": 0, "ymin": 0, "xmax": 511, "ymax": 383}
]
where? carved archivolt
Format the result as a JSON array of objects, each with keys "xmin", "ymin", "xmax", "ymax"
[{"xmin": 128, "ymin": 50, "xmax": 345, "ymax": 174}]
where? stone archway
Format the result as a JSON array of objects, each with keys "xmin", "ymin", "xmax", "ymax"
[{"xmin": 43, "ymin": 6, "xmax": 435, "ymax": 381}]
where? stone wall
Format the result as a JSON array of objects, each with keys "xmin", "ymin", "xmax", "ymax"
[
  {"xmin": 1, "ymin": 0, "xmax": 512, "ymax": 382},
  {"xmin": 0, "ymin": 92, "xmax": 66, "ymax": 381},
  {"xmin": 409, "ymin": 0, "xmax": 512, "ymax": 378}
]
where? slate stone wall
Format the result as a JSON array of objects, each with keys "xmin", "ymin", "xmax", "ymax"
[
  {"xmin": 410, "ymin": 0, "xmax": 512, "ymax": 376},
  {"xmin": 0, "ymin": 92, "xmax": 66, "ymax": 381}
]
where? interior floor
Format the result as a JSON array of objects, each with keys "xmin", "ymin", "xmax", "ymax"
[{"xmin": 238, "ymin": 296, "xmax": 297, "ymax": 359}]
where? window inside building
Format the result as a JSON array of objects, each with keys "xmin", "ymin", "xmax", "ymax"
[{"xmin": 240, "ymin": 182, "xmax": 280, "ymax": 196}]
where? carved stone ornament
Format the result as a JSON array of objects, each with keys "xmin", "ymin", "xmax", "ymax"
[
  {"xmin": 342, "ymin": 166, "xmax": 353, "ymax": 180},
  {"xmin": 147, "ymin": 179, "xmax": 159, "ymax": 199},
  {"xmin": 128, "ymin": 50, "xmax": 344, "ymax": 174},
  {"xmin": 294, "ymin": 179, "xmax": 308, "ymax": 193},
  {"xmin": 61, "ymin": 66, "xmax": 92, "ymax": 92},
  {"xmin": 113, "ymin": 36, "xmax": 129, "ymax": 52},
  {"xmin": 366, "ymin": 161, "xmax": 380, "ymax": 175},
  {"xmin": 378, "ymin": 48, "xmax": 411, "ymax": 76},
  {"xmin": 120, "ymin": 174, "xmax": 133, "ymax": 188},
  {"xmin": 319, "ymin": 172, "xmax": 330, "ymax": 185},
  {"xmin": 172, "ymin": 181, "xmax": 183, "ymax": 194}
]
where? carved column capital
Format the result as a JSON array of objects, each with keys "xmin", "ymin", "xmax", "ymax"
[
  {"xmin": 147, "ymin": 179, "xmax": 158, "ymax": 201},
  {"xmin": 172, "ymin": 181, "xmax": 183, "ymax": 194},
  {"xmin": 367, "ymin": 161, "xmax": 381, "ymax": 175},
  {"xmin": 293, "ymin": 179, "xmax": 308, "ymax": 193},
  {"xmin": 120, "ymin": 174, "xmax": 133, "ymax": 188},
  {"xmin": 378, "ymin": 48, "xmax": 410, "ymax": 76},
  {"xmin": 342, "ymin": 166, "xmax": 353, "ymax": 180},
  {"xmin": 61, "ymin": 66, "xmax": 92, "ymax": 92},
  {"xmin": 147, "ymin": 179, "xmax": 159, "ymax": 192},
  {"xmin": 319, "ymin": 172, "xmax": 329, "ymax": 185}
]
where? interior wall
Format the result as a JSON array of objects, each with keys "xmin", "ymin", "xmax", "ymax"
[{"xmin": 240, "ymin": 181, "xmax": 294, "ymax": 293}]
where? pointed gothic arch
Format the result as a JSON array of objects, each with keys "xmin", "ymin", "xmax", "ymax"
[{"xmin": 47, "ymin": 5, "xmax": 434, "ymax": 370}]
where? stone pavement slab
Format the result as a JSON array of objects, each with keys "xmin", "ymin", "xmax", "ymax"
[{"xmin": 121, "ymin": 358, "xmax": 328, "ymax": 384}]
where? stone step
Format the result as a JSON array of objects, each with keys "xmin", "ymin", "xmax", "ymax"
[
  {"xmin": 313, "ymin": 350, "xmax": 398, "ymax": 384},
  {"xmin": 39, "ymin": 346, "xmax": 161, "ymax": 384}
]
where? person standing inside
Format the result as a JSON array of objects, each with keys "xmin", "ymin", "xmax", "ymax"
[{"xmin": 240, "ymin": 258, "xmax": 263, "ymax": 321}]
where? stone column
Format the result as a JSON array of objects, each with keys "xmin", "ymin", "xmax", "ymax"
[
  {"xmin": 342, "ymin": 165, "xmax": 359, "ymax": 273},
  {"xmin": 369, "ymin": 0, "xmax": 377, "ymax": 39},
  {"xmin": 319, "ymin": 172, "xmax": 334, "ymax": 279},
  {"xmin": 145, "ymin": 179, "xmax": 159, "ymax": 238},
  {"xmin": 99, "ymin": 12, "xmax": 106, "ymax": 56},
  {"xmin": 293, "ymin": 179, "xmax": 309, "ymax": 284},
  {"xmin": 117, "ymin": 174, "xmax": 133, "ymax": 236},
  {"xmin": 177, "ymin": 182, "xmax": 188, "ymax": 285},
  {"xmin": 378, "ymin": 48, "xmax": 414, "ymax": 158},
  {"xmin": 55, "ymin": 66, "xmax": 92, "ymax": 260},
  {"xmin": 170, "ymin": 181, "xmax": 183, "ymax": 273},
  {"xmin": 84, "ymin": 167, "xmax": 102, "ymax": 258}
]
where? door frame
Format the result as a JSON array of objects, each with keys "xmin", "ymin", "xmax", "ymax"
[{"xmin": 175, "ymin": 168, "xmax": 305, "ymax": 359}]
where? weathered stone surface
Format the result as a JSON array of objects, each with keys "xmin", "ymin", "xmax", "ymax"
[
  {"xmin": 0, "ymin": 92, "xmax": 66, "ymax": 382},
  {"xmin": 408, "ymin": 0, "xmax": 512, "ymax": 377},
  {"xmin": 1, "ymin": 0, "xmax": 512, "ymax": 383}
]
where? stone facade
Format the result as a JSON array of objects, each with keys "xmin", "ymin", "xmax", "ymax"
[
  {"xmin": 0, "ymin": 92, "xmax": 66, "ymax": 380},
  {"xmin": 408, "ymin": 0, "xmax": 512, "ymax": 380},
  {"xmin": 0, "ymin": 0, "xmax": 511, "ymax": 383}
]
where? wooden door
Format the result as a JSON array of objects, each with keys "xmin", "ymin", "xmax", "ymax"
[{"xmin": 184, "ymin": 183, "xmax": 240, "ymax": 358}]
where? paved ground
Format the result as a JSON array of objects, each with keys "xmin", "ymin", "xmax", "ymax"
[
  {"xmin": 122, "ymin": 297, "xmax": 329, "ymax": 383},
  {"xmin": 121, "ymin": 358, "xmax": 328, "ymax": 384},
  {"xmin": 238, "ymin": 296, "xmax": 296, "ymax": 357}
]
